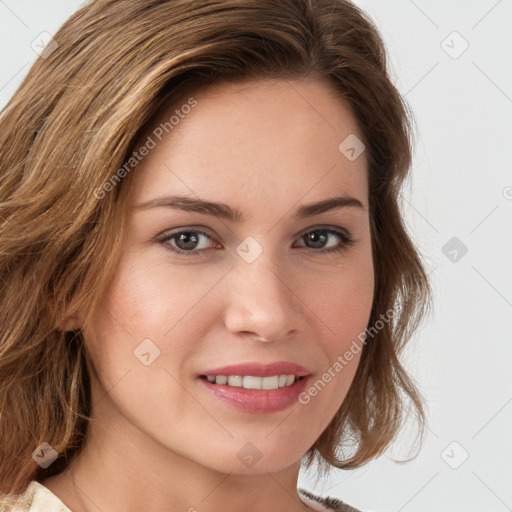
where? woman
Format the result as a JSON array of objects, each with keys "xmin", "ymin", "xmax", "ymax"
[{"xmin": 0, "ymin": 0, "xmax": 432, "ymax": 510}]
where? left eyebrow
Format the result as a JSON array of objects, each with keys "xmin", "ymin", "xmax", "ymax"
[
  {"xmin": 134, "ymin": 194, "xmax": 366, "ymax": 222},
  {"xmin": 295, "ymin": 195, "xmax": 366, "ymax": 218}
]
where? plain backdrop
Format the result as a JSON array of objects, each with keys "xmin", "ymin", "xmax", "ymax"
[{"xmin": 1, "ymin": 1, "xmax": 511, "ymax": 511}]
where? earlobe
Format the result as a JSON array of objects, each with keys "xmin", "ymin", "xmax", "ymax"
[{"xmin": 56, "ymin": 312, "xmax": 81, "ymax": 333}]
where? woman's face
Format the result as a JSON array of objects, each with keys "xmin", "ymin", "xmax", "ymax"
[{"xmin": 79, "ymin": 77, "xmax": 374, "ymax": 474}]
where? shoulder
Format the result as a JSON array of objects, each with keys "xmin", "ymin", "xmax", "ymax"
[
  {"xmin": 298, "ymin": 487, "xmax": 365, "ymax": 512},
  {"xmin": 0, "ymin": 481, "xmax": 71, "ymax": 512},
  {"xmin": 0, "ymin": 481, "xmax": 36, "ymax": 512}
]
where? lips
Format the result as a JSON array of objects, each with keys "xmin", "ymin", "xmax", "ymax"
[{"xmin": 197, "ymin": 361, "xmax": 312, "ymax": 413}]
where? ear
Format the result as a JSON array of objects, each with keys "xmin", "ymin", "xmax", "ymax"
[{"xmin": 55, "ymin": 310, "xmax": 82, "ymax": 333}]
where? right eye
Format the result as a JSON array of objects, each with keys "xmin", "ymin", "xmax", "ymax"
[{"xmin": 156, "ymin": 228, "xmax": 219, "ymax": 256}]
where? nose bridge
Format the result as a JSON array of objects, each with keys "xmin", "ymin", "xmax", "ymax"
[{"xmin": 224, "ymin": 242, "xmax": 299, "ymax": 340}]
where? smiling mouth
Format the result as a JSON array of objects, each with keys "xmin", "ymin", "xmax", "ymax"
[{"xmin": 199, "ymin": 374, "xmax": 307, "ymax": 390}]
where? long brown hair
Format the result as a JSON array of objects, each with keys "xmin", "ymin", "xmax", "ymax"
[{"xmin": 0, "ymin": 0, "xmax": 432, "ymax": 496}]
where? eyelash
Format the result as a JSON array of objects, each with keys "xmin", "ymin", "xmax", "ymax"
[{"xmin": 155, "ymin": 226, "xmax": 355, "ymax": 257}]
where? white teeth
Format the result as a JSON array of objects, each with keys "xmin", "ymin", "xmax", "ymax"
[
  {"xmin": 207, "ymin": 374, "xmax": 298, "ymax": 390},
  {"xmin": 214, "ymin": 375, "xmax": 227, "ymax": 385},
  {"xmin": 261, "ymin": 375, "xmax": 279, "ymax": 390},
  {"xmin": 227, "ymin": 375, "xmax": 243, "ymax": 387},
  {"xmin": 243, "ymin": 376, "xmax": 262, "ymax": 389}
]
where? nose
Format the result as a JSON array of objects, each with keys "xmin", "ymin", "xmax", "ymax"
[{"xmin": 223, "ymin": 255, "xmax": 301, "ymax": 343}]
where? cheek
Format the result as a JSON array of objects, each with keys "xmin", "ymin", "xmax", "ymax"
[
  {"xmin": 298, "ymin": 249, "xmax": 373, "ymax": 409},
  {"xmin": 79, "ymin": 258, "xmax": 208, "ymax": 434},
  {"xmin": 303, "ymin": 248, "xmax": 374, "ymax": 349},
  {"xmin": 94, "ymin": 253, "xmax": 217, "ymax": 333},
  {"xmin": 296, "ymin": 266, "xmax": 372, "ymax": 433},
  {"xmin": 82, "ymin": 255, "xmax": 227, "ymax": 381}
]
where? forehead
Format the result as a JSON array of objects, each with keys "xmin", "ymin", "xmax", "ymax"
[{"xmin": 130, "ymin": 77, "xmax": 368, "ymax": 212}]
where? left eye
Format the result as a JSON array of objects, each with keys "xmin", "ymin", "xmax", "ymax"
[
  {"xmin": 157, "ymin": 227, "xmax": 354, "ymax": 255},
  {"xmin": 294, "ymin": 228, "xmax": 353, "ymax": 252}
]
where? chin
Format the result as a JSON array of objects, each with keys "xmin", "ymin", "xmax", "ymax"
[{"xmin": 197, "ymin": 440, "xmax": 306, "ymax": 475}]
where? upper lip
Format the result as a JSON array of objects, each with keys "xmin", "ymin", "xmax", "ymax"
[{"xmin": 200, "ymin": 361, "xmax": 311, "ymax": 378}]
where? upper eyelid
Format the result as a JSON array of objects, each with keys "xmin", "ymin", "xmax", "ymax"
[{"xmin": 156, "ymin": 225, "xmax": 352, "ymax": 248}]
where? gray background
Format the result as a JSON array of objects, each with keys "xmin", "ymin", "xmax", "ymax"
[{"xmin": 1, "ymin": 1, "xmax": 511, "ymax": 511}]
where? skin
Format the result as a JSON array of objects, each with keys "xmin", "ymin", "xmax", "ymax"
[{"xmin": 41, "ymin": 77, "xmax": 374, "ymax": 512}]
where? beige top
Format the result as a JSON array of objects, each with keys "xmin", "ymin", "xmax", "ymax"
[{"xmin": 0, "ymin": 481, "xmax": 363, "ymax": 511}]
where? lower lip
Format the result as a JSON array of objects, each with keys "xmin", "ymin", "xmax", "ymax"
[{"xmin": 199, "ymin": 376, "xmax": 310, "ymax": 413}]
